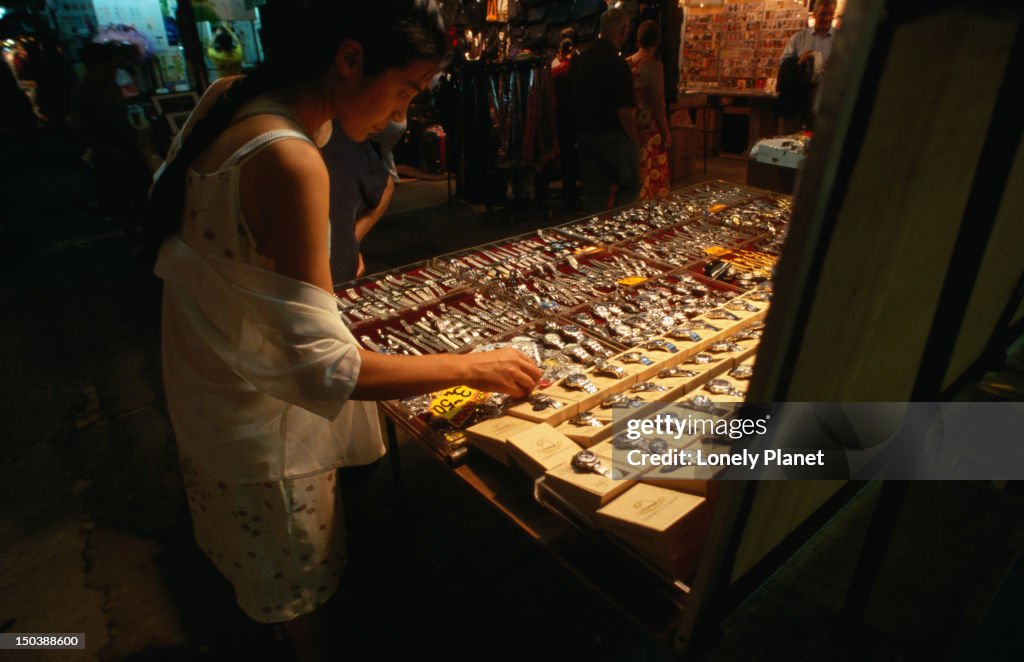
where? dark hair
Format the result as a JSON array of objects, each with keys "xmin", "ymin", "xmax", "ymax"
[
  {"xmin": 147, "ymin": 0, "xmax": 448, "ymax": 252},
  {"xmin": 559, "ymin": 27, "xmax": 575, "ymax": 44},
  {"xmin": 637, "ymin": 20, "xmax": 660, "ymax": 49},
  {"xmin": 559, "ymin": 39, "xmax": 573, "ymax": 59},
  {"xmin": 79, "ymin": 42, "xmax": 119, "ymax": 69},
  {"xmin": 212, "ymin": 30, "xmax": 236, "ymax": 53}
]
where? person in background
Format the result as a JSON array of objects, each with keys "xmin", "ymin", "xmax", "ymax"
[
  {"xmin": 320, "ymin": 119, "xmax": 394, "ymax": 282},
  {"xmin": 72, "ymin": 42, "xmax": 150, "ymax": 224},
  {"xmin": 776, "ymin": 0, "xmax": 837, "ymax": 132},
  {"xmin": 551, "ymin": 37, "xmax": 580, "ymax": 209},
  {"xmin": 550, "ymin": 27, "xmax": 576, "ymax": 68},
  {"xmin": 208, "ymin": 25, "xmax": 244, "ymax": 78},
  {"xmin": 626, "ymin": 20, "xmax": 671, "ymax": 200},
  {"xmin": 148, "ymin": 2, "xmax": 541, "ymax": 659},
  {"xmin": 568, "ymin": 7, "xmax": 640, "ymax": 212}
]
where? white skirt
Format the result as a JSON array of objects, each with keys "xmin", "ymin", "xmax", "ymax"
[{"xmin": 178, "ymin": 450, "xmax": 346, "ymax": 623}]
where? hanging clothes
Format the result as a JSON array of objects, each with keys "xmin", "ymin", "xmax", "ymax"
[{"xmin": 441, "ymin": 56, "xmax": 558, "ymax": 204}]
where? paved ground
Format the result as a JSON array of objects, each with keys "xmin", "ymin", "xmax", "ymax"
[{"xmin": 2, "ymin": 144, "xmax": 1023, "ymax": 661}]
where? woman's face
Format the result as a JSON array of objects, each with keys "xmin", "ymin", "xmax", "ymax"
[{"xmin": 334, "ymin": 50, "xmax": 438, "ymax": 142}]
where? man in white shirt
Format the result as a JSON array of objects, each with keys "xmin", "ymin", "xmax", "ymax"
[
  {"xmin": 780, "ymin": 0, "xmax": 838, "ymax": 82},
  {"xmin": 776, "ymin": 0, "xmax": 837, "ymax": 132}
]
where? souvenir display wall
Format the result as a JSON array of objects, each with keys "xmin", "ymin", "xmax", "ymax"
[
  {"xmin": 334, "ymin": 181, "xmax": 791, "ymax": 583},
  {"xmin": 683, "ymin": 0, "xmax": 809, "ymax": 90}
]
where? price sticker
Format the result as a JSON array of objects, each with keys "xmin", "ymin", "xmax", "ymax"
[
  {"xmin": 703, "ymin": 245, "xmax": 729, "ymax": 256},
  {"xmin": 708, "ymin": 204, "xmax": 729, "ymax": 213},
  {"xmin": 617, "ymin": 276, "xmax": 648, "ymax": 286},
  {"xmin": 429, "ymin": 385, "xmax": 489, "ymax": 428}
]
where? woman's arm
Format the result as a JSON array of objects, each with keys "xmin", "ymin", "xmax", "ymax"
[
  {"xmin": 242, "ymin": 145, "xmax": 542, "ymax": 401},
  {"xmin": 354, "ymin": 176, "xmax": 394, "ymax": 241},
  {"xmin": 351, "ymin": 348, "xmax": 542, "ymax": 400}
]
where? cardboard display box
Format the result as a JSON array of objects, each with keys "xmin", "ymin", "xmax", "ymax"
[
  {"xmin": 554, "ymin": 407, "xmax": 616, "ymax": 448},
  {"xmin": 506, "ymin": 423, "xmax": 584, "ymax": 479},
  {"xmin": 505, "ymin": 393, "xmax": 579, "ymax": 426},
  {"xmin": 465, "ymin": 416, "xmax": 539, "ymax": 465},
  {"xmin": 596, "ymin": 483, "xmax": 711, "ymax": 580},
  {"xmin": 542, "ymin": 448, "xmax": 640, "ymax": 513}
]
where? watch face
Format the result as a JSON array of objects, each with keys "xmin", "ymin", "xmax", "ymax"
[
  {"xmin": 543, "ymin": 333, "xmax": 565, "ymax": 349},
  {"xmin": 571, "ymin": 412, "xmax": 600, "ymax": 427},
  {"xmin": 572, "ymin": 450, "xmax": 598, "ymax": 471},
  {"xmin": 601, "ymin": 394, "xmax": 626, "ymax": 408},
  {"xmin": 648, "ymin": 439, "xmax": 669, "ymax": 455},
  {"xmin": 565, "ymin": 373, "xmax": 585, "ymax": 387},
  {"xmin": 562, "ymin": 325, "xmax": 583, "ymax": 340},
  {"xmin": 707, "ymin": 379, "xmax": 733, "ymax": 394},
  {"xmin": 690, "ymin": 395, "xmax": 715, "ymax": 411},
  {"xmin": 730, "ymin": 365, "xmax": 754, "ymax": 380}
]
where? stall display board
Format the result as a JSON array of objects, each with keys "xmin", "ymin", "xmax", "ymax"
[{"xmin": 684, "ymin": 0, "xmax": 809, "ymax": 89}]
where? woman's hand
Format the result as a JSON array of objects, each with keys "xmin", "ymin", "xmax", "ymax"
[{"xmin": 460, "ymin": 349, "xmax": 543, "ymax": 399}]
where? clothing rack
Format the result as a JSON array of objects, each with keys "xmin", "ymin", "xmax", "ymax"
[{"xmin": 439, "ymin": 56, "xmax": 557, "ymax": 206}]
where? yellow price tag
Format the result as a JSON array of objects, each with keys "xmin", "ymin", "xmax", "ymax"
[
  {"xmin": 703, "ymin": 245, "xmax": 729, "ymax": 256},
  {"xmin": 429, "ymin": 385, "xmax": 488, "ymax": 428},
  {"xmin": 618, "ymin": 276, "xmax": 648, "ymax": 286},
  {"xmin": 709, "ymin": 204, "xmax": 729, "ymax": 213}
]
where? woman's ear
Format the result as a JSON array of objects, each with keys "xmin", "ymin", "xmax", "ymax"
[{"xmin": 335, "ymin": 39, "xmax": 364, "ymax": 82}]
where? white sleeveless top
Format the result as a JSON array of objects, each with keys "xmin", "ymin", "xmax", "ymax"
[{"xmin": 154, "ymin": 122, "xmax": 384, "ymax": 482}]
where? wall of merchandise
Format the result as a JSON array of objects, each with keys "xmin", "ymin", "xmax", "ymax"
[{"xmin": 682, "ymin": 0, "xmax": 810, "ymax": 90}]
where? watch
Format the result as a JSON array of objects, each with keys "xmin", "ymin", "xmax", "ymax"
[
  {"xmin": 727, "ymin": 299, "xmax": 760, "ymax": 312},
  {"xmin": 658, "ymin": 366, "xmax": 697, "ymax": 379},
  {"xmin": 542, "ymin": 333, "xmax": 565, "ymax": 350},
  {"xmin": 709, "ymin": 341, "xmax": 742, "ymax": 354},
  {"xmin": 600, "ymin": 393, "xmax": 646, "ymax": 409},
  {"xmin": 632, "ymin": 381, "xmax": 669, "ymax": 393},
  {"xmin": 562, "ymin": 343, "xmax": 594, "ymax": 365},
  {"xmin": 563, "ymin": 372, "xmax": 598, "ymax": 394},
  {"xmin": 689, "ymin": 395, "xmax": 717, "ymax": 413},
  {"xmin": 561, "ymin": 324, "xmax": 584, "ymax": 342},
  {"xmin": 686, "ymin": 353, "xmax": 714, "ymax": 365},
  {"xmin": 690, "ymin": 320, "xmax": 722, "ymax": 332},
  {"xmin": 570, "ymin": 411, "xmax": 604, "ymax": 427},
  {"xmin": 581, "ymin": 338, "xmax": 613, "ymax": 359},
  {"xmin": 647, "ymin": 438, "xmax": 669, "ymax": 455},
  {"xmin": 571, "ymin": 450, "xmax": 615, "ymax": 479},
  {"xmin": 705, "ymin": 378, "xmax": 745, "ymax": 398},
  {"xmin": 645, "ymin": 338, "xmax": 679, "ymax": 353},
  {"xmin": 573, "ymin": 313, "xmax": 597, "ymax": 328},
  {"xmin": 706, "ymin": 308, "xmax": 741, "ymax": 321},
  {"xmin": 529, "ymin": 394, "xmax": 563, "ymax": 411},
  {"xmin": 592, "ymin": 361, "xmax": 626, "ymax": 379},
  {"xmin": 620, "ymin": 351, "xmax": 653, "ymax": 366},
  {"xmin": 729, "ymin": 365, "xmax": 754, "ymax": 380},
  {"xmin": 668, "ymin": 326, "xmax": 702, "ymax": 342}
]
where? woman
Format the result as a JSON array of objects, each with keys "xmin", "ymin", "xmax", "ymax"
[
  {"xmin": 149, "ymin": 1, "xmax": 541, "ymax": 658},
  {"xmin": 626, "ymin": 20, "xmax": 671, "ymax": 200},
  {"xmin": 207, "ymin": 26, "xmax": 244, "ymax": 79}
]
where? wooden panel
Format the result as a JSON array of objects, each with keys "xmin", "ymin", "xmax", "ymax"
[
  {"xmin": 730, "ymin": 481, "xmax": 845, "ymax": 584},
  {"xmin": 944, "ymin": 140, "xmax": 1024, "ymax": 386},
  {"xmin": 784, "ymin": 9, "xmax": 1017, "ymax": 400}
]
